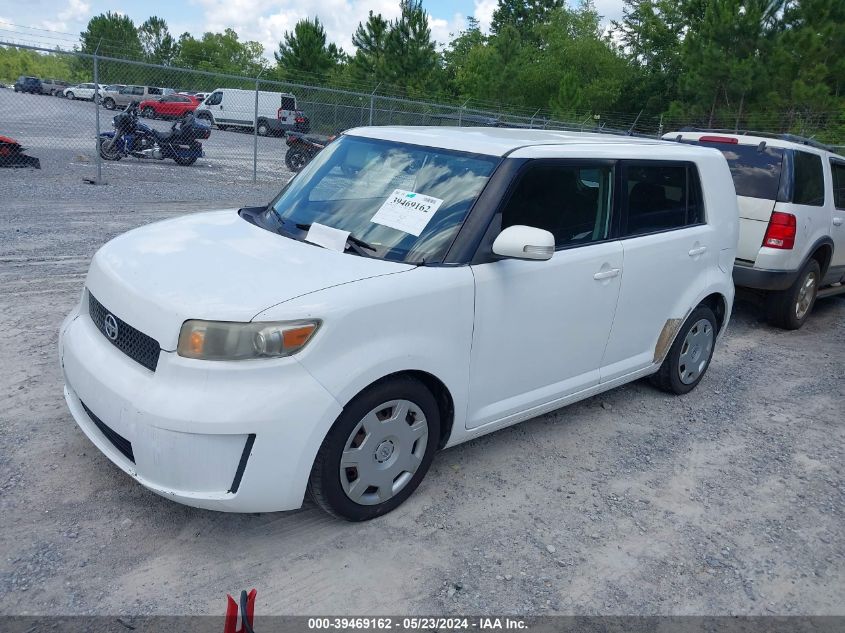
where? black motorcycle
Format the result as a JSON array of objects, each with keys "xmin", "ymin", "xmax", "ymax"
[
  {"xmin": 284, "ymin": 131, "xmax": 336, "ymax": 172},
  {"xmin": 98, "ymin": 103, "xmax": 211, "ymax": 166}
]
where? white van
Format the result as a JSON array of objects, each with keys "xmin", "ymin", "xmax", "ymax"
[
  {"xmin": 60, "ymin": 128, "xmax": 738, "ymax": 520},
  {"xmin": 195, "ymin": 88, "xmax": 298, "ymax": 133}
]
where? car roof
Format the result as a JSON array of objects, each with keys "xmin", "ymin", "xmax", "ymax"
[{"xmin": 345, "ymin": 126, "xmax": 686, "ymax": 157}]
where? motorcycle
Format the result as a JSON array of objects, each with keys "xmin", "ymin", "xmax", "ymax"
[
  {"xmin": 98, "ymin": 103, "xmax": 211, "ymax": 166},
  {"xmin": 284, "ymin": 131, "xmax": 336, "ymax": 172}
]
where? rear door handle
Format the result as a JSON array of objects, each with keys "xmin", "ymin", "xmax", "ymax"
[
  {"xmin": 688, "ymin": 246, "xmax": 708, "ymax": 257},
  {"xmin": 593, "ymin": 268, "xmax": 621, "ymax": 280}
]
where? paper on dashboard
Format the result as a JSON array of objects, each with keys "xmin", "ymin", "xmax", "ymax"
[{"xmin": 370, "ymin": 189, "xmax": 444, "ymax": 237}]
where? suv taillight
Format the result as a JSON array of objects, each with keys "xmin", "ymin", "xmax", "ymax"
[{"xmin": 762, "ymin": 212, "xmax": 796, "ymax": 249}]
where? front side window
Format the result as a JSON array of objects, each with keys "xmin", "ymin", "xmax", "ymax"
[
  {"xmin": 261, "ymin": 135, "xmax": 499, "ymax": 264},
  {"xmin": 206, "ymin": 92, "xmax": 222, "ymax": 105},
  {"xmin": 793, "ymin": 151, "xmax": 825, "ymax": 206},
  {"xmin": 500, "ymin": 163, "xmax": 613, "ymax": 248},
  {"xmin": 622, "ymin": 163, "xmax": 702, "ymax": 237},
  {"xmin": 831, "ymin": 161, "xmax": 845, "ymax": 210}
]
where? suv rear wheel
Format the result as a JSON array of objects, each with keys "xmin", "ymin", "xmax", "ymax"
[
  {"xmin": 767, "ymin": 258, "xmax": 820, "ymax": 330},
  {"xmin": 103, "ymin": 97, "xmax": 116, "ymax": 110}
]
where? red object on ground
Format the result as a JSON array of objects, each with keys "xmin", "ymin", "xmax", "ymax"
[
  {"xmin": 224, "ymin": 588, "xmax": 256, "ymax": 633},
  {"xmin": 139, "ymin": 94, "xmax": 201, "ymax": 118}
]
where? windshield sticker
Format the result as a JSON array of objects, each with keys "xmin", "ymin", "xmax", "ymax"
[
  {"xmin": 305, "ymin": 222, "xmax": 350, "ymax": 252},
  {"xmin": 370, "ymin": 189, "xmax": 444, "ymax": 237}
]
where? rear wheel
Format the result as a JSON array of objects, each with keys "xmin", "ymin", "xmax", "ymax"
[
  {"xmin": 173, "ymin": 154, "xmax": 198, "ymax": 166},
  {"xmin": 650, "ymin": 305, "xmax": 717, "ymax": 395},
  {"xmin": 766, "ymin": 259, "xmax": 820, "ymax": 330},
  {"xmin": 257, "ymin": 120, "xmax": 270, "ymax": 136},
  {"xmin": 308, "ymin": 376, "xmax": 440, "ymax": 521},
  {"xmin": 103, "ymin": 97, "xmax": 115, "ymax": 110},
  {"xmin": 66, "ymin": 91, "xmax": 74, "ymax": 100}
]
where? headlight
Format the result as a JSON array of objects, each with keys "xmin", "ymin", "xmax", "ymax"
[{"xmin": 177, "ymin": 319, "xmax": 320, "ymax": 360}]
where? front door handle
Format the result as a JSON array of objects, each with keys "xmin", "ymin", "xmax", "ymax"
[
  {"xmin": 834, "ymin": 217, "xmax": 843, "ymax": 226},
  {"xmin": 688, "ymin": 245, "xmax": 708, "ymax": 257},
  {"xmin": 593, "ymin": 268, "xmax": 621, "ymax": 280}
]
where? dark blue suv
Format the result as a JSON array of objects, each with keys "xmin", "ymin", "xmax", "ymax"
[{"xmin": 14, "ymin": 76, "xmax": 43, "ymax": 94}]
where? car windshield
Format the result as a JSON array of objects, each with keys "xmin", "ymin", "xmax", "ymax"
[{"xmin": 262, "ymin": 135, "xmax": 499, "ymax": 263}]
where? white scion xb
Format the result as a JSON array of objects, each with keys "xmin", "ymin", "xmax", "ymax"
[{"xmin": 59, "ymin": 127, "xmax": 738, "ymax": 521}]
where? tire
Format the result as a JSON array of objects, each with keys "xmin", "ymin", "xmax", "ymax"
[
  {"xmin": 650, "ymin": 305, "xmax": 718, "ymax": 395},
  {"xmin": 103, "ymin": 97, "xmax": 115, "ymax": 110},
  {"xmin": 142, "ymin": 106, "xmax": 155, "ymax": 118},
  {"xmin": 308, "ymin": 376, "xmax": 440, "ymax": 521},
  {"xmin": 257, "ymin": 120, "xmax": 270, "ymax": 136},
  {"xmin": 173, "ymin": 155, "xmax": 198, "ymax": 166},
  {"xmin": 766, "ymin": 258, "xmax": 820, "ymax": 330},
  {"xmin": 66, "ymin": 91, "xmax": 74, "ymax": 100},
  {"xmin": 98, "ymin": 136, "xmax": 122, "ymax": 161},
  {"xmin": 285, "ymin": 148, "xmax": 310, "ymax": 172}
]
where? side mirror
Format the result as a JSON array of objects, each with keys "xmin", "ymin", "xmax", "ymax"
[{"xmin": 492, "ymin": 225, "xmax": 555, "ymax": 261}]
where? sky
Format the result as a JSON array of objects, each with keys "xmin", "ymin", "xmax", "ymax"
[{"xmin": 0, "ymin": 0, "xmax": 625, "ymax": 58}]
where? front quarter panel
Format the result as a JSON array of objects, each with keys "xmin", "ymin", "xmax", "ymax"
[{"xmin": 253, "ymin": 265, "xmax": 475, "ymax": 445}]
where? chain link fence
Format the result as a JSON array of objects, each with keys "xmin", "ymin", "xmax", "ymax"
[{"xmin": 2, "ymin": 41, "xmax": 843, "ymax": 202}]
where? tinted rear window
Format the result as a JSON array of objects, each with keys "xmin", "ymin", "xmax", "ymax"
[
  {"xmin": 693, "ymin": 142, "xmax": 784, "ymax": 200},
  {"xmin": 832, "ymin": 161, "xmax": 845, "ymax": 210},
  {"xmin": 793, "ymin": 151, "xmax": 825, "ymax": 206}
]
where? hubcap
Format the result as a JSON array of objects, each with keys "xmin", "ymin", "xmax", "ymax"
[
  {"xmin": 339, "ymin": 399, "xmax": 428, "ymax": 506},
  {"xmin": 795, "ymin": 272, "xmax": 817, "ymax": 320},
  {"xmin": 678, "ymin": 318, "xmax": 713, "ymax": 385}
]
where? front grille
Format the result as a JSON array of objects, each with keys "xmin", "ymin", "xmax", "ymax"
[
  {"xmin": 80, "ymin": 400, "xmax": 135, "ymax": 463},
  {"xmin": 88, "ymin": 291, "xmax": 160, "ymax": 372}
]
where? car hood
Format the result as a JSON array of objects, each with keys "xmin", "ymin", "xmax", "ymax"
[{"xmin": 85, "ymin": 209, "xmax": 414, "ymax": 350}]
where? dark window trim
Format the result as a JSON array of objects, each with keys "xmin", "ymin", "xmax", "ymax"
[
  {"xmin": 831, "ymin": 158, "xmax": 845, "ymax": 211},
  {"xmin": 618, "ymin": 160, "xmax": 707, "ymax": 241},
  {"xmin": 792, "ymin": 149, "xmax": 826, "ymax": 207}
]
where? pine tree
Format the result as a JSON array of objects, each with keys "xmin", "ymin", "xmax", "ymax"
[{"xmin": 275, "ymin": 17, "xmax": 342, "ymax": 79}]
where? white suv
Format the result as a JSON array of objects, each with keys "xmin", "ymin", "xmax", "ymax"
[
  {"xmin": 59, "ymin": 128, "xmax": 738, "ymax": 520},
  {"xmin": 666, "ymin": 131, "xmax": 845, "ymax": 328}
]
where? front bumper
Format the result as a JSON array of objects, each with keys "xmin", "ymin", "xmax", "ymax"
[
  {"xmin": 732, "ymin": 261, "xmax": 799, "ymax": 291},
  {"xmin": 59, "ymin": 301, "xmax": 342, "ymax": 512}
]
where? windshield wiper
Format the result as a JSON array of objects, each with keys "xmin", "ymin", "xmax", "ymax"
[{"xmin": 294, "ymin": 223, "xmax": 378, "ymax": 257}]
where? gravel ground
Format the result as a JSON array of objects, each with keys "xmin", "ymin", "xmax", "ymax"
[
  {"xmin": 0, "ymin": 196, "xmax": 843, "ymax": 617},
  {"xmin": 0, "ymin": 89, "xmax": 290, "ymax": 203}
]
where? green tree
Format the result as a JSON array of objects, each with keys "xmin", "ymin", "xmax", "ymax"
[
  {"xmin": 490, "ymin": 0, "xmax": 564, "ymax": 39},
  {"xmin": 176, "ymin": 29, "xmax": 265, "ymax": 76},
  {"xmin": 138, "ymin": 16, "xmax": 179, "ymax": 66},
  {"xmin": 350, "ymin": 11, "xmax": 390, "ymax": 83},
  {"xmin": 274, "ymin": 17, "xmax": 343, "ymax": 79},
  {"xmin": 79, "ymin": 12, "xmax": 143, "ymax": 59},
  {"xmin": 382, "ymin": 0, "xmax": 438, "ymax": 93}
]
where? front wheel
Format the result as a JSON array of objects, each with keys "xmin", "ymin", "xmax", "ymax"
[
  {"xmin": 650, "ymin": 305, "xmax": 718, "ymax": 395},
  {"xmin": 285, "ymin": 147, "xmax": 309, "ymax": 172},
  {"xmin": 142, "ymin": 106, "xmax": 155, "ymax": 118},
  {"xmin": 66, "ymin": 91, "xmax": 74, "ymax": 100},
  {"xmin": 308, "ymin": 376, "xmax": 440, "ymax": 521},
  {"xmin": 103, "ymin": 97, "xmax": 115, "ymax": 110},
  {"xmin": 766, "ymin": 259, "xmax": 820, "ymax": 330},
  {"xmin": 98, "ymin": 136, "xmax": 122, "ymax": 161}
]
